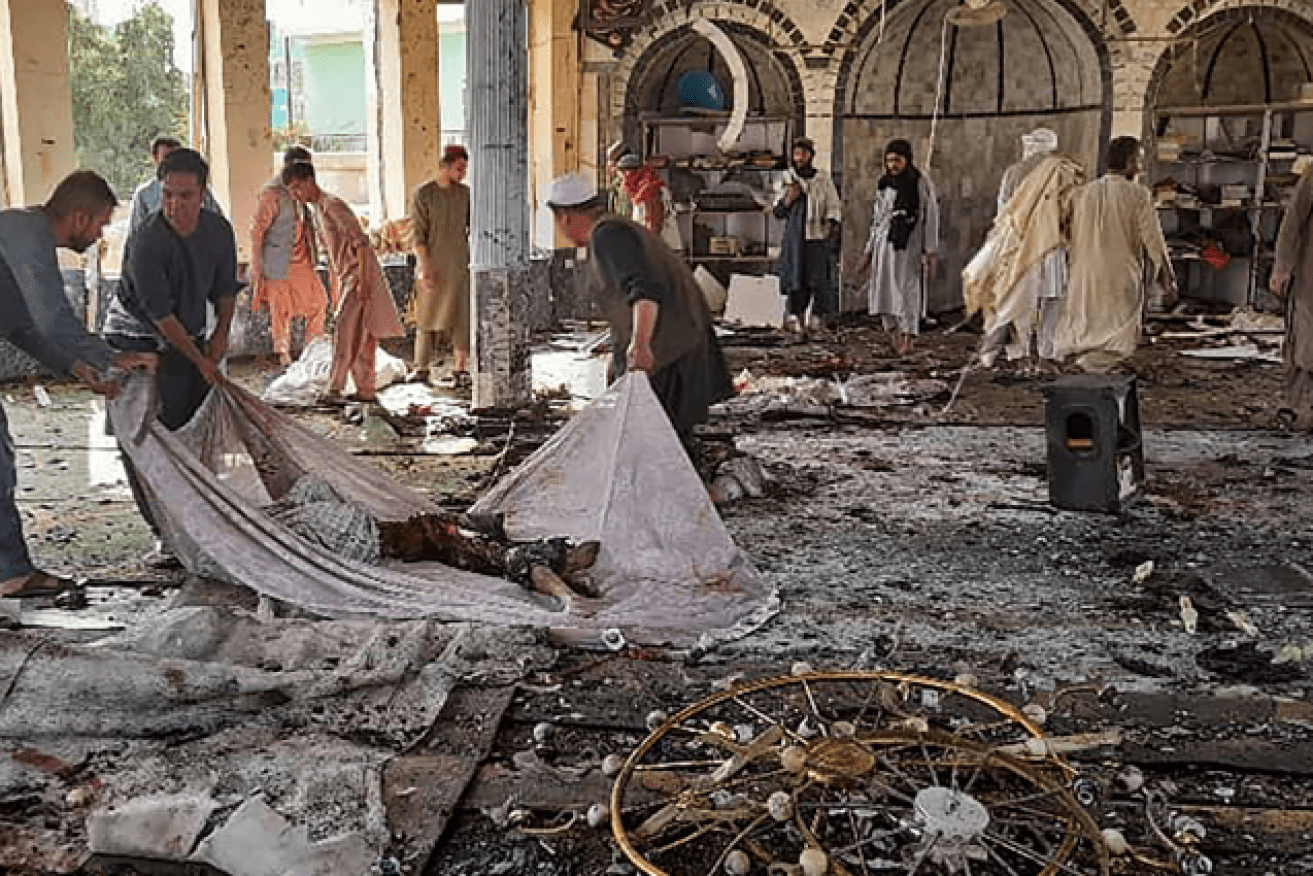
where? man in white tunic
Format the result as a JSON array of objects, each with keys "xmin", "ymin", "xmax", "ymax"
[
  {"xmin": 855, "ymin": 139, "xmax": 939, "ymax": 356},
  {"xmin": 979, "ymin": 128, "xmax": 1072, "ymax": 372},
  {"xmin": 773, "ymin": 137, "xmax": 843, "ymax": 336},
  {"xmin": 1054, "ymin": 136, "xmax": 1174, "ymax": 372}
]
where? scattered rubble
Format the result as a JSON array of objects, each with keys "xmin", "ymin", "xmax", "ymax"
[{"xmin": 3, "ymin": 308, "xmax": 1312, "ymax": 873}]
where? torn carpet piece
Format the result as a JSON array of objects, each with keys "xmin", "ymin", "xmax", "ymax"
[{"xmin": 107, "ymin": 372, "xmax": 776, "ymax": 649}]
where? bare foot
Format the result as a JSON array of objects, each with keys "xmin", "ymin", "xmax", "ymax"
[{"xmin": 529, "ymin": 565, "xmax": 597, "ymax": 617}]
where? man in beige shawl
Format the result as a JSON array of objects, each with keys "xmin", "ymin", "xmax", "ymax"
[
  {"xmin": 283, "ymin": 161, "xmax": 405, "ymax": 404},
  {"xmin": 1270, "ymin": 166, "xmax": 1313, "ymax": 430},
  {"xmin": 1054, "ymin": 136, "xmax": 1174, "ymax": 372},
  {"xmin": 963, "ymin": 128, "xmax": 1083, "ymax": 374}
]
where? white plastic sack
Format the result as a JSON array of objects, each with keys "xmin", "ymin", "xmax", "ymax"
[{"xmin": 262, "ymin": 336, "xmax": 406, "ymax": 406}]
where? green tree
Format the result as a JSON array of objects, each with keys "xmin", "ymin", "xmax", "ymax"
[{"xmin": 68, "ymin": 1, "xmax": 188, "ymax": 200}]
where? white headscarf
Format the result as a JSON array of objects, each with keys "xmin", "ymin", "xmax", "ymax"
[{"xmin": 1021, "ymin": 127, "xmax": 1058, "ymax": 159}]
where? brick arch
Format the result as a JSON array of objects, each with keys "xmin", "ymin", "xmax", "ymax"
[
  {"xmin": 1161, "ymin": 0, "xmax": 1313, "ymax": 37},
  {"xmin": 608, "ymin": 2, "xmax": 810, "ymax": 148},
  {"xmin": 823, "ymin": 0, "xmax": 1132, "ymax": 53},
  {"xmin": 830, "ymin": 0, "xmax": 1115, "ymax": 176},
  {"xmin": 1148, "ymin": 5, "xmax": 1313, "ymax": 111}
]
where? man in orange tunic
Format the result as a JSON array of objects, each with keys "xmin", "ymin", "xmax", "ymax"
[
  {"xmin": 282, "ymin": 161, "xmax": 404, "ymax": 403},
  {"xmin": 249, "ymin": 146, "xmax": 329, "ymax": 367}
]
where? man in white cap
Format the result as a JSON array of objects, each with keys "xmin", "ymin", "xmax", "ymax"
[
  {"xmin": 977, "ymin": 128, "xmax": 1077, "ymax": 373},
  {"xmin": 545, "ymin": 172, "xmax": 733, "ymax": 455}
]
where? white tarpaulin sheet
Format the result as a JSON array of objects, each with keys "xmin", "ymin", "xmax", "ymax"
[{"xmin": 107, "ymin": 372, "xmax": 777, "ymax": 649}]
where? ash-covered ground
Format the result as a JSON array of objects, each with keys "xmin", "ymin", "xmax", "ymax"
[{"xmin": 4, "ymin": 311, "xmax": 1312, "ymax": 875}]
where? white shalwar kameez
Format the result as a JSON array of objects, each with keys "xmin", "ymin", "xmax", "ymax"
[
  {"xmin": 986, "ymin": 155, "xmax": 1069, "ymax": 362},
  {"xmin": 1055, "ymin": 173, "xmax": 1171, "ymax": 371},
  {"xmin": 864, "ymin": 175, "xmax": 939, "ymax": 335}
]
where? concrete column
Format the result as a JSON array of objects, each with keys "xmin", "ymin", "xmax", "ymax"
[
  {"xmin": 0, "ymin": 0, "xmax": 76, "ymax": 206},
  {"xmin": 469, "ymin": 0, "xmax": 532, "ymax": 409},
  {"xmin": 366, "ymin": 0, "xmax": 440, "ymax": 222},
  {"xmin": 197, "ymin": 0, "xmax": 272, "ymax": 261},
  {"xmin": 529, "ymin": 0, "xmax": 580, "ymax": 248}
]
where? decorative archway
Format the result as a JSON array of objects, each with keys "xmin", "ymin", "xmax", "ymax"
[
  {"xmin": 606, "ymin": 2, "xmax": 812, "ymax": 156},
  {"xmin": 619, "ymin": 21, "xmax": 807, "ymax": 147},
  {"xmin": 1148, "ymin": 5, "xmax": 1313, "ymax": 109}
]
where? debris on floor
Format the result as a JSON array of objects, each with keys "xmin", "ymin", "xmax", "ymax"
[{"xmin": 4, "ymin": 305, "xmax": 1312, "ymax": 874}]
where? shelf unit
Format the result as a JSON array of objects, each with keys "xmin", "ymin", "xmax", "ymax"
[
  {"xmin": 638, "ymin": 114, "xmax": 793, "ymax": 276},
  {"xmin": 1151, "ymin": 102, "xmax": 1313, "ymax": 306}
]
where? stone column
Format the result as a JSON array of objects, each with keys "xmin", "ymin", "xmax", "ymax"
[
  {"xmin": 366, "ymin": 0, "xmax": 440, "ymax": 222},
  {"xmin": 469, "ymin": 0, "xmax": 532, "ymax": 409},
  {"xmin": 197, "ymin": 0, "xmax": 272, "ymax": 262},
  {"xmin": 529, "ymin": 0, "xmax": 580, "ymax": 248},
  {"xmin": 1110, "ymin": 44, "xmax": 1161, "ymax": 144},
  {"xmin": 0, "ymin": 0, "xmax": 76, "ymax": 205}
]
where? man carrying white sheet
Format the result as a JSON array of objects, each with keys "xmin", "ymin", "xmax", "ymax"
[{"xmin": 0, "ymin": 171, "xmax": 155, "ymax": 598}]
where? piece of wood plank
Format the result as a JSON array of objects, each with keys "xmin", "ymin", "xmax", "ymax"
[
  {"xmin": 1178, "ymin": 804, "xmax": 1313, "ymax": 854},
  {"xmin": 382, "ymin": 684, "xmax": 515, "ymax": 867},
  {"xmin": 1120, "ymin": 739, "xmax": 1313, "ymax": 776},
  {"xmin": 462, "ymin": 761, "xmax": 620, "ymax": 812}
]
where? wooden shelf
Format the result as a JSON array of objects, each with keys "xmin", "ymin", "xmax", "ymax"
[
  {"xmin": 689, "ymin": 255, "xmax": 775, "ymax": 262},
  {"xmin": 639, "ymin": 114, "xmax": 792, "ymax": 125},
  {"xmin": 1156, "ymin": 203, "xmax": 1285, "ymax": 212},
  {"xmin": 1156, "ymin": 102, "xmax": 1313, "ymax": 117},
  {"xmin": 1158, "ymin": 156, "xmax": 1260, "ymax": 165},
  {"xmin": 670, "ymin": 164, "xmax": 783, "ymax": 172}
]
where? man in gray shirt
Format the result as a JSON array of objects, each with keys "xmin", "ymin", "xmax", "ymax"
[
  {"xmin": 103, "ymin": 148, "xmax": 238, "ymax": 559},
  {"xmin": 0, "ymin": 171, "xmax": 155, "ymax": 598}
]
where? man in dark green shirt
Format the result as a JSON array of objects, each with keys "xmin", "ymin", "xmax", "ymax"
[{"xmin": 546, "ymin": 173, "xmax": 732, "ymax": 448}]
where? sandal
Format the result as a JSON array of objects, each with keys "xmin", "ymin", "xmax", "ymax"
[
  {"xmin": 1, "ymin": 570, "xmax": 79, "ymax": 600},
  {"xmin": 316, "ymin": 390, "xmax": 347, "ymax": 407}
]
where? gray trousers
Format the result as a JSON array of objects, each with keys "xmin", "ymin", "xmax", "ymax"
[{"xmin": 0, "ymin": 401, "xmax": 35, "ymax": 580}]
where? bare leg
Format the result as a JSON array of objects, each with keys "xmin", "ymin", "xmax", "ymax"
[{"xmin": 529, "ymin": 565, "xmax": 595, "ymax": 617}]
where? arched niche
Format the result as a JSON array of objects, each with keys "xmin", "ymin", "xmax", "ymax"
[
  {"xmin": 1146, "ymin": 7, "xmax": 1313, "ymax": 307},
  {"xmin": 1151, "ymin": 7, "xmax": 1313, "ymax": 108},
  {"xmin": 621, "ymin": 23, "xmax": 804, "ymax": 149},
  {"xmin": 838, "ymin": 0, "xmax": 1110, "ymax": 313}
]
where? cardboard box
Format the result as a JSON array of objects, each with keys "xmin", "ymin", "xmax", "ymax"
[
  {"xmin": 709, "ymin": 236, "xmax": 741, "ymax": 256},
  {"xmin": 724, "ymin": 274, "xmax": 782, "ymax": 328}
]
